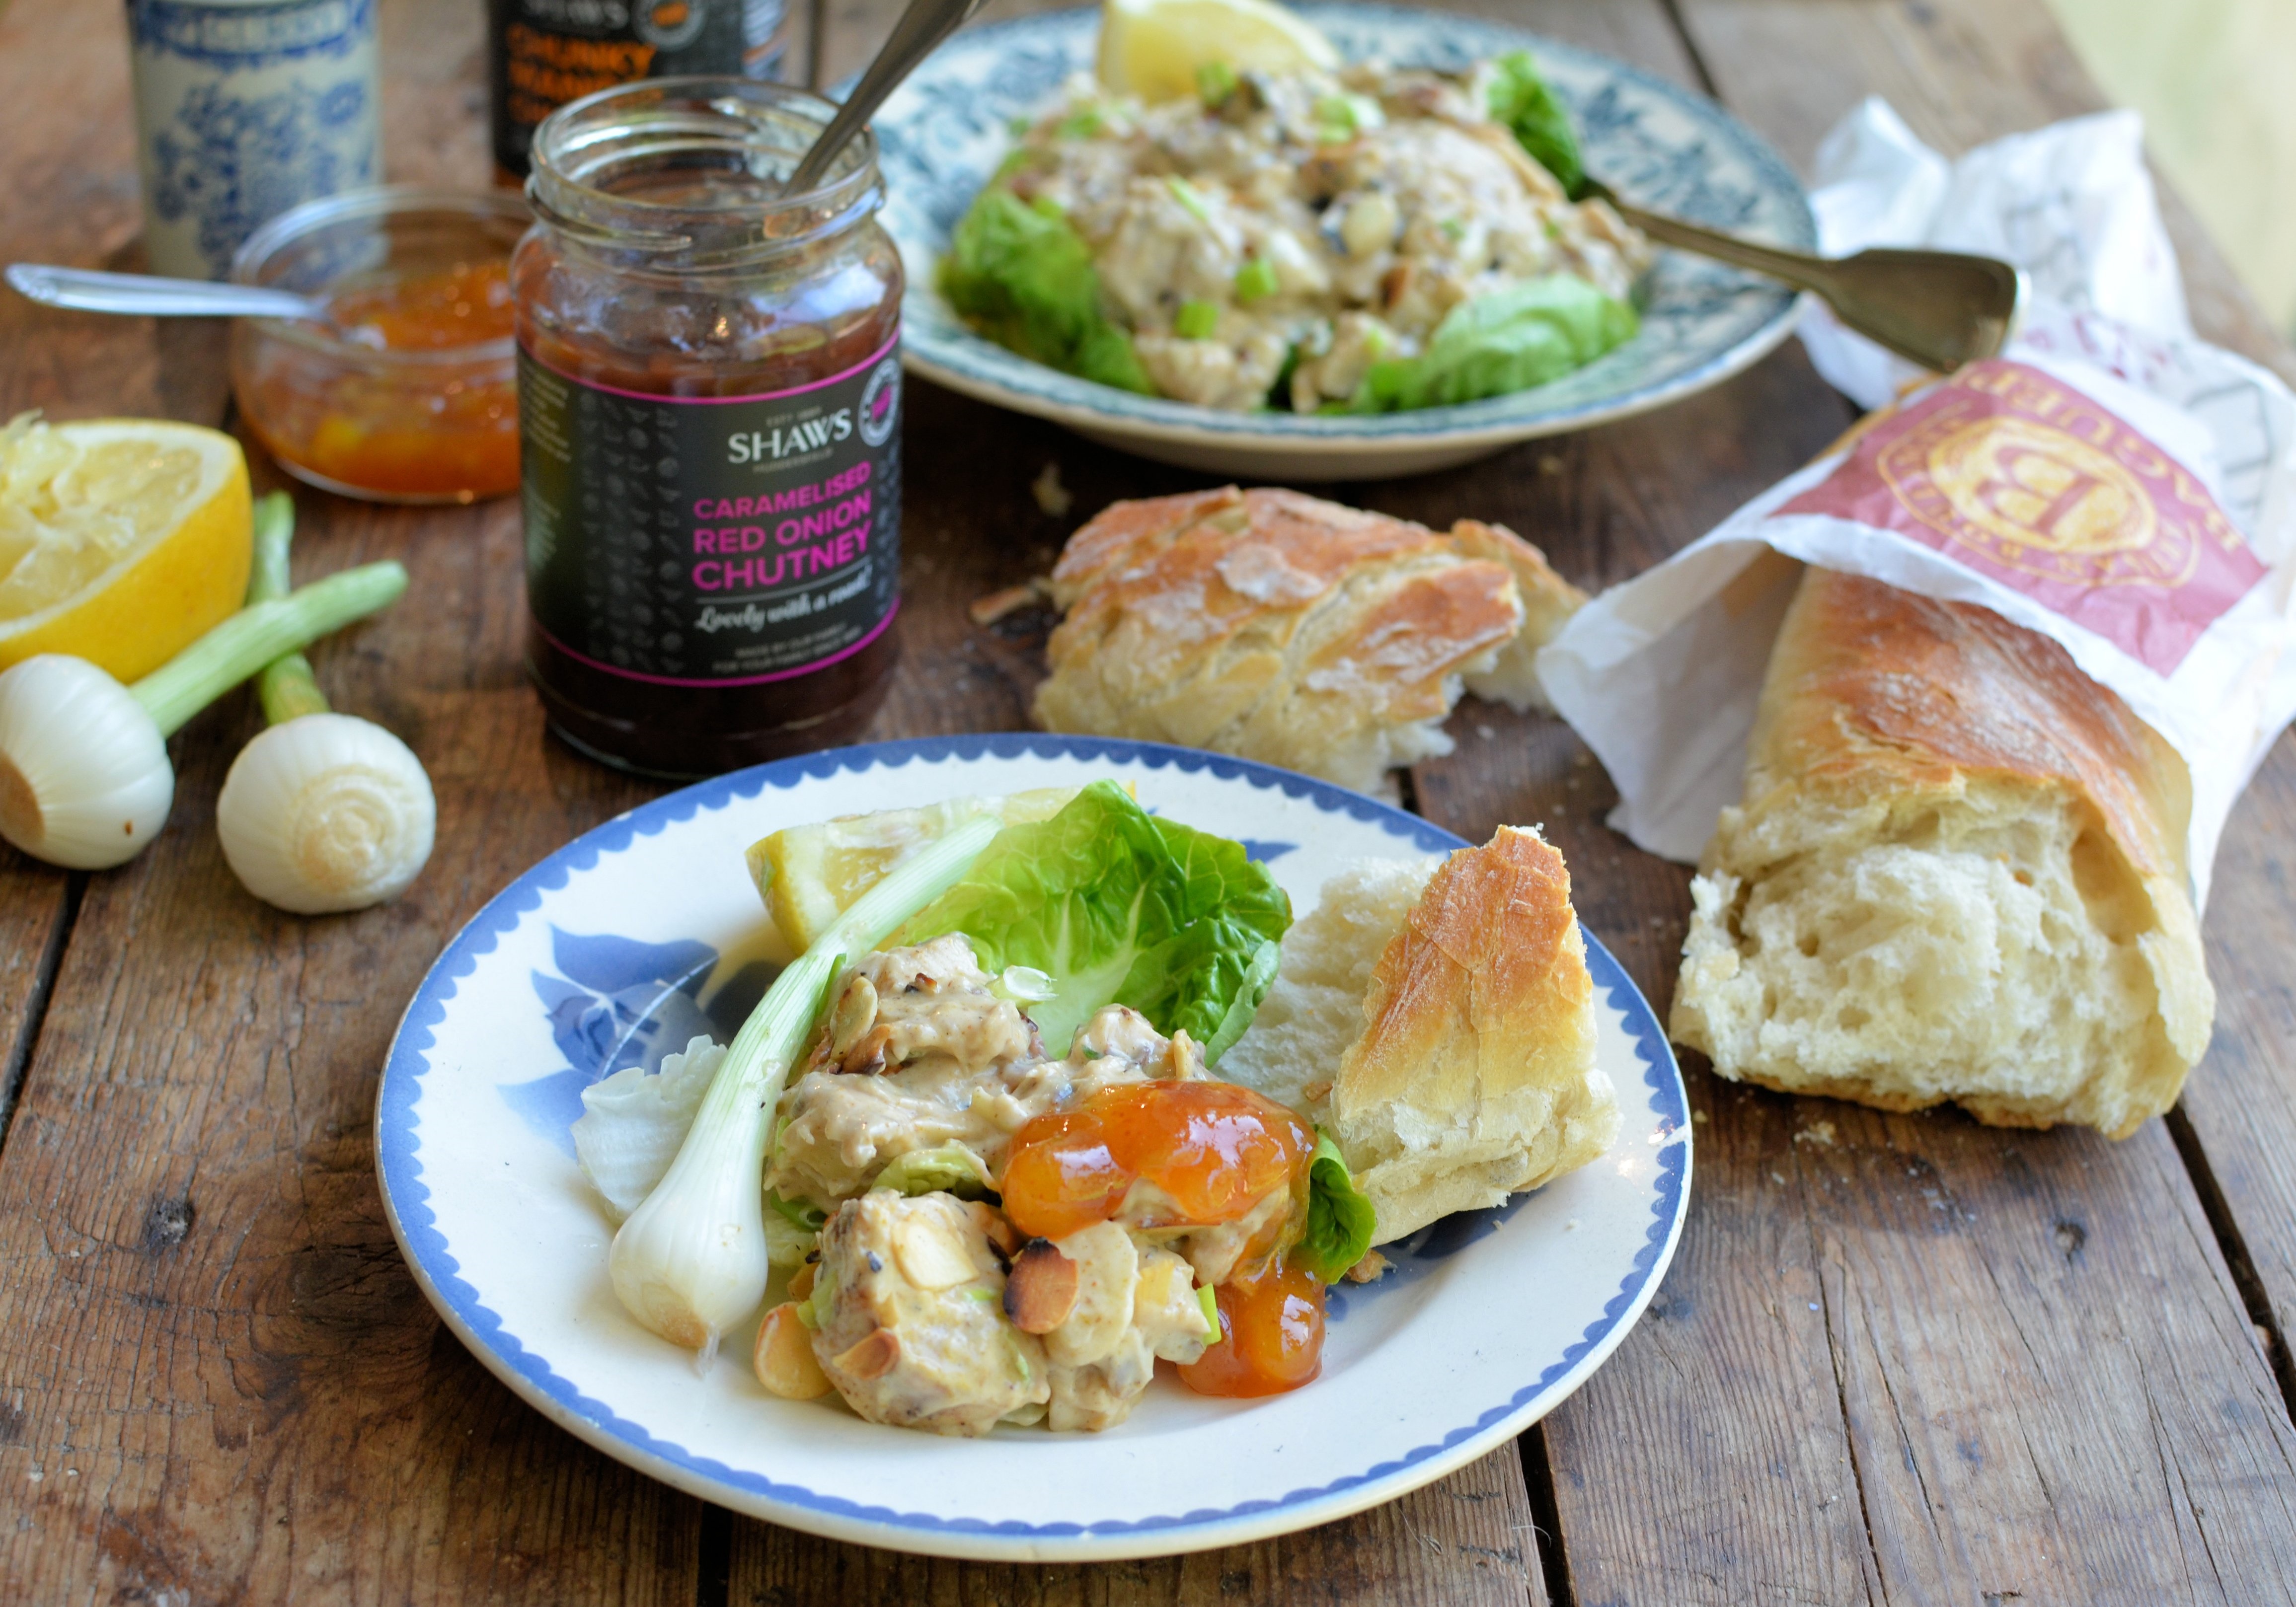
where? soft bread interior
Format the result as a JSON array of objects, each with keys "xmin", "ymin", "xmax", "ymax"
[
  {"xmin": 1221, "ymin": 857, "xmax": 1442, "ymax": 1119},
  {"xmin": 1674, "ymin": 782, "xmax": 2198, "ymax": 1139},
  {"xmin": 1223, "ymin": 827, "xmax": 1620, "ymax": 1244}
]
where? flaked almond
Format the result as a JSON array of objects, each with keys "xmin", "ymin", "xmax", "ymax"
[
  {"xmin": 895, "ymin": 1216, "xmax": 978, "ymax": 1291},
  {"xmin": 966, "ymin": 1200, "xmax": 1021, "ymax": 1259},
  {"xmin": 754, "ymin": 1303, "xmax": 833, "ymax": 1399},
  {"xmin": 828, "ymin": 973, "xmax": 878, "ymax": 1058},
  {"xmin": 838, "ymin": 1023, "xmax": 897, "ymax": 1076},
  {"xmin": 1002, "ymin": 1239, "xmax": 1080, "ymax": 1334},
  {"xmin": 834, "ymin": 1326, "xmax": 900, "ymax": 1382},
  {"xmin": 786, "ymin": 1262, "xmax": 817, "ymax": 1302}
]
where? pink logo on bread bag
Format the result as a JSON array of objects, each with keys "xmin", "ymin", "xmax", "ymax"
[{"xmin": 1780, "ymin": 359, "xmax": 2267, "ymax": 673}]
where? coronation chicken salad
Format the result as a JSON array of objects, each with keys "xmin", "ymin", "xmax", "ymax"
[
  {"xmin": 571, "ymin": 781, "xmax": 1379, "ymax": 1437},
  {"xmin": 940, "ymin": 48, "xmax": 1651, "ymax": 413}
]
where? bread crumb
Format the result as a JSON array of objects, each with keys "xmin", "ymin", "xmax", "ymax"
[
  {"xmin": 968, "ymin": 580, "xmax": 1048, "ymax": 627},
  {"xmin": 1343, "ymin": 1248, "xmax": 1390, "ymax": 1283},
  {"xmin": 1691, "ymin": 1108, "xmax": 1710, "ymax": 1125},
  {"xmin": 1031, "ymin": 462, "xmax": 1073, "ymax": 517},
  {"xmin": 1793, "ymin": 1120, "xmax": 1837, "ymax": 1148}
]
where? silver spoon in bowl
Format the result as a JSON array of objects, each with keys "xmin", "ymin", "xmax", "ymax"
[
  {"xmin": 1579, "ymin": 177, "xmax": 2027, "ymax": 373},
  {"xmin": 5, "ymin": 262, "xmax": 333, "ymax": 324}
]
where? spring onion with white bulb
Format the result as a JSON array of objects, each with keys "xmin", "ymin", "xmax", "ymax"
[
  {"xmin": 216, "ymin": 494, "xmax": 435, "ymax": 913},
  {"xmin": 0, "ymin": 546, "xmax": 407, "ymax": 871},
  {"xmin": 608, "ymin": 813, "xmax": 1002, "ymax": 1366}
]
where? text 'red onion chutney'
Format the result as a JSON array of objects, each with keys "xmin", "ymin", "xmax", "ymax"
[
  {"xmin": 514, "ymin": 79, "xmax": 904, "ymax": 776},
  {"xmin": 1001, "ymin": 1079, "xmax": 1330, "ymax": 1396}
]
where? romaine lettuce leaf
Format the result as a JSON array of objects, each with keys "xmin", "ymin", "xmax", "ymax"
[
  {"xmin": 938, "ymin": 188, "xmax": 1155, "ymax": 395},
  {"xmin": 1296, "ymin": 1131, "xmax": 1377, "ymax": 1282},
  {"xmin": 904, "ymin": 779, "xmax": 1290, "ymax": 1063},
  {"xmin": 1347, "ymin": 276, "xmax": 1637, "ymax": 412},
  {"xmin": 1485, "ymin": 49, "xmax": 1588, "ymax": 198}
]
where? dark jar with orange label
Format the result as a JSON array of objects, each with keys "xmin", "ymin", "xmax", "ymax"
[
  {"xmin": 487, "ymin": 0, "xmax": 791, "ymax": 180},
  {"xmin": 514, "ymin": 78, "xmax": 904, "ymax": 777}
]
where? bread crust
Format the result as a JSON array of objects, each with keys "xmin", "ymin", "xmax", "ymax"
[
  {"xmin": 1034, "ymin": 489, "xmax": 1582, "ymax": 790},
  {"xmin": 1333, "ymin": 825, "xmax": 1617, "ymax": 1242},
  {"xmin": 1677, "ymin": 568, "xmax": 2214, "ymax": 1136}
]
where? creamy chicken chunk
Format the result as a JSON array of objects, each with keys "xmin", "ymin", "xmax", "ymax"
[
  {"xmin": 810, "ymin": 1191, "xmax": 1048, "ymax": 1437},
  {"xmin": 1038, "ymin": 1226, "xmax": 1214, "ymax": 1432},
  {"xmin": 767, "ymin": 938, "xmax": 1204, "ymax": 1213}
]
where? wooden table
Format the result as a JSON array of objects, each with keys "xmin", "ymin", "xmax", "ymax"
[{"xmin": 6, "ymin": 0, "xmax": 2296, "ymax": 1599}]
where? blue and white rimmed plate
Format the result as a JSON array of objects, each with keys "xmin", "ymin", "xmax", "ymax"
[
  {"xmin": 876, "ymin": 3, "xmax": 1812, "ymax": 480},
  {"xmin": 376, "ymin": 735, "xmax": 1689, "ymax": 1562}
]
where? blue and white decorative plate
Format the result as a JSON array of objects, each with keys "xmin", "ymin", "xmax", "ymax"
[
  {"xmin": 376, "ymin": 736, "xmax": 1690, "ymax": 1562},
  {"xmin": 875, "ymin": 4, "xmax": 1812, "ymax": 480}
]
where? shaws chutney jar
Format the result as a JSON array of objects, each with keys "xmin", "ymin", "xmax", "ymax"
[{"xmin": 514, "ymin": 77, "xmax": 905, "ymax": 778}]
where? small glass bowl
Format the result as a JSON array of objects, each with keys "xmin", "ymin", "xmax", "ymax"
[{"xmin": 230, "ymin": 187, "xmax": 530, "ymax": 505}]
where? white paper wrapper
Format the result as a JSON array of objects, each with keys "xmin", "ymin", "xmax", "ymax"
[
  {"xmin": 1799, "ymin": 98, "xmax": 2192, "ymax": 409},
  {"xmin": 1538, "ymin": 300, "xmax": 2296, "ymax": 911}
]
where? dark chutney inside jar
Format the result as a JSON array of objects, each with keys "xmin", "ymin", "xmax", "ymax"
[{"xmin": 515, "ymin": 78, "xmax": 904, "ymax": 778}]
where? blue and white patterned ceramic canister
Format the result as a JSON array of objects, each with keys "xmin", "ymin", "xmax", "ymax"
[{"xmin": 127, "ymin": 0, "xmax": 383, "ymax": 279}]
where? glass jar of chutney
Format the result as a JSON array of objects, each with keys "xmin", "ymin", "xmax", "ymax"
[{"xmin": 515, "ymin": 77, "xmax": 903, "ymax": 777}]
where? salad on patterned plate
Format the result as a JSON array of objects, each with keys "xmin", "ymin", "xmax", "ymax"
[
  {"xmin": 937, "ymin": 0, "xmax": 1652, "ymax": 414},
  {"xmin": 572, "ymin": 781, "xmax": 1372, "ymax": 1434}
]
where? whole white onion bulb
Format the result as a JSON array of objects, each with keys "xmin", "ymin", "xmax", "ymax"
[{"xmin": 216, "ymin": 712, "xmax": 435, "ymax": 913}]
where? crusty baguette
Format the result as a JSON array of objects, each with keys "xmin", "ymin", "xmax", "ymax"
[
  {"xmin": 1223, "ymin": 826, "xmax": 1619, "ymax": 1243},
  {"xmin": 1034, "ymin": 488, "xmax": 1584, "ymax": 793},
  {"xmin": 1672, "ymin": 567, "xmax": 2214, "ymax": 1138}
]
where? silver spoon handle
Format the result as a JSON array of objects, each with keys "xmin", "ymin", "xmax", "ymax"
[
  {"xmin": 5, "ymin": 263, "xmax": 322, "ymax": 321},
  {"xmin": 781, "ymin": 0, "xmax": 989, "ymax": 196},
  {"xmin": 1587, "ymin": 182, "xmax": 2027, "ymax": 373},
  {"xmin": 1599, "ymin": 197, "xmax": 1837, "ymax": 294}
]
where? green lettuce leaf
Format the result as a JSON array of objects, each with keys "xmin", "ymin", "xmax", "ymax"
[
  {"xmin": 904, "ymin": 779, "xmax": 1291, "ymax": 1063},
  {"xmin": 1347, "ymin": 276, "xmax": 1637, "ymax": 412},
  {"xmin": 1296, "ymin": 1131, "xmax": 1377, "ymax": 1282},
  {"xmin": 875, "ymin": 1143, "xmax": 993, "ymax": 1198},
  {"xmin": 1486, "ymin": 49, "xmax": 1587, "ymax": 197},
  {"xmin": 937, "ymin": 188, "xmax": 1155, "ymax": 394}
]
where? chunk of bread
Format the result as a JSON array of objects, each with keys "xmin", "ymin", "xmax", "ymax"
[
  {"xmin": 1034, "ymin": 488, "xmax": 1586, "ymax": 794},
  {"xmin": 1671, "ymin": 568, "xmax": 2214, "ymax": 1139},
  {"xmin": 1223, "ymin": 826, "xmax": 1620, "ymax": 1243}
]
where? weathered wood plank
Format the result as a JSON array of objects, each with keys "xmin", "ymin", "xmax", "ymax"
[
  {"xmin": 0, "ymin": 479, "xmax": 715, "ymax": 1602},
  {"xmin": 729, "ymin": 1444, "xmax": 1545, "ymax": 1605},
  {"xmin": 0, "ymin": 0, "xmax": 182, "ymax": 1159},
  {"xmin": 1399, "ymin": 0, "xmax": 2296, "ymax": 1601}
]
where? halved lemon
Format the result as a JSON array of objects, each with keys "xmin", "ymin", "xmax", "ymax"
[
  {"xmin": 0, "ymin": 414, "xmax": 254, "ymax": 683},
  {"xmin": 748, "ymin": 785, "xmax": 1132, "ymax": 951},
  {"xmin": 1098, "ymin": 0, "xmax": 1341, "ymax": 102}
]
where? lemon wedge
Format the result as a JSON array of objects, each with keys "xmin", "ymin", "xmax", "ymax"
[
  {"xmin": 1097, "ymin": 0, "xmax": 1340, "ymax": 102},
  {"xmin": 748, "ymin": 785, "xmax": 1133, "ymax": 951},
  {"xmin": 0, "ymin": 414, "xmax": 254, "ymax": 683}
]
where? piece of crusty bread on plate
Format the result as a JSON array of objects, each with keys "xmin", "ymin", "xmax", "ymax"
[
  {"xmin": 1671, "ymin": 567, "xmax": 2214, "ymax": 1139},
  {"xmin": 1034, "ymin": 488, "xmax": 1586, "ymax": 794},
  {"xmin": 1222, "ymin": 825, "xmax": 1620, "ymax": 1244}
]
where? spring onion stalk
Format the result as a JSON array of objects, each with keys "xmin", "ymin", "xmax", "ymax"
[
  {"xmin": 216, "ymin": 494, "xmax": 436, "ymax": 913},
  {"xmin": 608, "ymin": 814, "xmax": 1004, "ymax": 1366},
  {"xmin": 0, "ymin": 544, "xmax": 407, "ymax": 872}
]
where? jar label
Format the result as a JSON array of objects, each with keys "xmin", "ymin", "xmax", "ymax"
[{"xmin": 519, "ymin": 337, "xmax": 902, "ymax": 689}]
